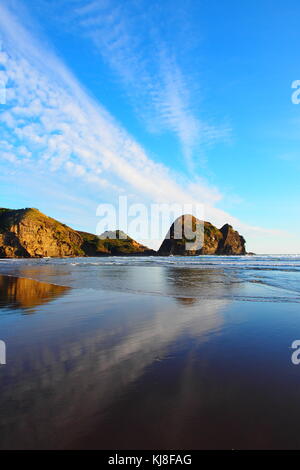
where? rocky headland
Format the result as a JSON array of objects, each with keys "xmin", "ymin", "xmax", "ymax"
[
  {"xmin": 158, "ymin": 214, "xmax": 246, "ymax": 255},
  {"xmin": 0, "ymin": 208, "xmax": 247, "ymax": 258}
]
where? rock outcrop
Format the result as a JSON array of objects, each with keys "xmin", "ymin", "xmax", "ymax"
[
  {"xmin": 158, "ymin": 215, "xmax": 246, "ymax": 256},
  {"xmin": 0, "ymin": 208, "xmax": 154, "ymax": 258},
  {"xmin": 78, "ymin": 230, "xmax": 155, "ymax": 256},
  {"xmin": 0, "ymin": 208, "xmax": 84, "ymax": 258},
  {"xmin": 216, "ymin": 223, "xmax": 246, "ymax": 255},
  {"xmin": 0, "ymin": 208, "xmax": 247, "ymax": 258}
]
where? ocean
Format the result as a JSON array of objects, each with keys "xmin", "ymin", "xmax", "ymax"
[{"xmin": 0, "ymin": 255, "xmax": 300, "ymax": 449}]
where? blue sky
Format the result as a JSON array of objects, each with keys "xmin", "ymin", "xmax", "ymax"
[{"xmin": 0, "ymin": 0, "xmax": 299, "ymax": 252}]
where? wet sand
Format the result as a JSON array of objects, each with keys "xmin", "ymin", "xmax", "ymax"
[{"xmin": 0, "ymin": 265, "xmax": 300, "ymax": 449}]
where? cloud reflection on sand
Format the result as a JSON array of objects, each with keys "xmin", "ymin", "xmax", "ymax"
[{"xmin": 0, "ymin": 273, "xmax": 228, "ymax": 449}]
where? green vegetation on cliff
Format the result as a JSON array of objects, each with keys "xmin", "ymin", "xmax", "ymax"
[
  {"xmin": 79, "ymin": 229, "xmax": 154, "ymax": 256},
  {"xmin": 0, "ymin": 208, "xmax": 154, "ymax": 258}
]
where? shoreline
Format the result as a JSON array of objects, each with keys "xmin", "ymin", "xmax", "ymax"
[{"xmin": 0, "ymin": 252, "xmax": 255, "ymax": 260}]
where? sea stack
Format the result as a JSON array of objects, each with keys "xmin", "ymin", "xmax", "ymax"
[{"xmin": 158, "ymin": 214, "xmax": 246, "ymax": 256}]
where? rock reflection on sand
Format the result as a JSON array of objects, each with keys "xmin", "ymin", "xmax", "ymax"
[
  {"xmin": 0, "ymin": 275, "xmax": 69, "ymax": 311},
  {"xmin": 0, "ymin": 275, "xmax": 227, "ymax": 449}
]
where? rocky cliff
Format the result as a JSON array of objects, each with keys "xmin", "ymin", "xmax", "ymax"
[
  {"xmin": 216, "ymin": 223, "xmax": 246, "ymax": 255},
  {"xmin": 0, "ymin": 208, "xmax": 84, "ymax": 258},
  {"xmin": 0, "ymin": 208, "xmax": 154, "ymax": 258},
  {"xmin": 158, "ymin": 215, "xmax": 246, "ymax": 255},
  {"xmin": 0, "ymin": 208, "xmax": 247, "ymax": 258}
]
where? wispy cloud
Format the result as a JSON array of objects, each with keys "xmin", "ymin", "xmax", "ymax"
[
  {"xmin": 58, "ymin": 0, "xmax": 231, "ymax": 169},
  {"xmin": 0, "ymin": 1, "xmax": 283, "ymax": 251},
  {"xmin": 0, "ymin": 1, "xmax": 219, "ymax": 203}
]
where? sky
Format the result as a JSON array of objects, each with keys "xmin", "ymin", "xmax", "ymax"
[{"xmin": 0, "ymin": 0, "xmax": 299, "ymax": 253}]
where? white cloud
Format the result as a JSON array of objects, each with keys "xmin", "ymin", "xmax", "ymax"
[
  {"xmin": 66, "ymin": 0, "xmax": 230, "ymax": 169},
  {"xmin": 0, "ymin": 1, "xmax": 287, "ymax": 252}
]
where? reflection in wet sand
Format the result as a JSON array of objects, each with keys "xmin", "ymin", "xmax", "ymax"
[
  {"xmin": 1, "ymin": 269, "xmax": 300, "ymax": 449},
  {"xmin": 0, "ymin": 261, "xmax": 297, "ymax": 303},
  {"xmin": 175, "ymin": 297, "xmax": 198, "ymax": 306},
  {"xmin": 0, "ymin": 274, "xmax": 227, "ymax": 449},
  {"xmin": 5, "ymin": 264, "xmax": 242, "ymax": 300},
  {"xmin": 0, "ymin": 275, "xmax": 69, "ymax": 311}
]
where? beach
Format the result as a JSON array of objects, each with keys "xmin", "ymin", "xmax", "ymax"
[{"xmin": 0, "ymin": 256, "xmax": 300, "ymax": 449}]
